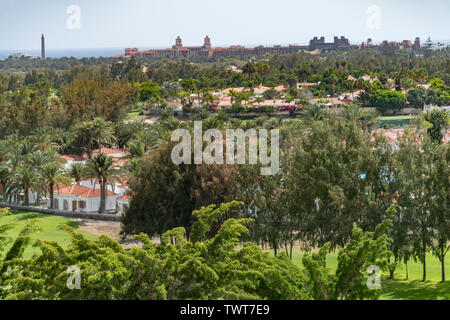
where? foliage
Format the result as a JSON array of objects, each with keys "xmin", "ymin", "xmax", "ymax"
[
  {"xmin": 369, "ymin": 90, "xmax": 407, "ymax": 114},
  {"xmin": 423, "ymin": 109, "xmax": 449, "ymax": 143},
  {"xmin": 303, "ymin": 220, "xmax": 392, "ymax": 300}
]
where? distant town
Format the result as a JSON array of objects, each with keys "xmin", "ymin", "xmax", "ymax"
[
  {"xmin": 5, "ymin": 35, "xmax": 432, "ymax": 62},
  {"xmin": 113, "ymin": 35, "xmax": 425, "ymax": 59}
]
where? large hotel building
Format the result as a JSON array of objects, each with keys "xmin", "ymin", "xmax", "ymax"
[
  {"xmin": 115, "ymin": 35, "xmax": 421, "ymax": 59},
  {"xmin": 116, "ymin": 35, "xmax": 311, "ymax": 59}
]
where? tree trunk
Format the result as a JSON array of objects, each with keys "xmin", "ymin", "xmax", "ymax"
[
  {"xmin": 289, "ymin": 242, "xmax": 293, "ymax": 260},
  {"xmin": 441, "ymin": 259, "xmax": 446, "ymax": 283},
  {"xmin": 422, "ymin": 248, "xmax": 427, "ymax": 282},
  {"xmin": 389, "ymin": 269, "xmax": 395, "ymax": 280},
  {"xmin": 88, "ymin": 141, "xmax": 93, "ymax": 159},
  {"xmin": 49, "ymin": 183, "xmax": 54, "ymax": 209},
  {"xmin": 323, "ymin": 256, "xmax": 327, "ymax": 268},
  {"xmin": 273, "ymin": 246, "xmax": 277, "ymax": 256},
  {"xmin": 99, "ymin": 181, "xmax": 107, "ymax": 214},
  {"xmin": 24, "ymin": 187, "xmax": 29, "ymax": 206},
  {"xmin": 405, "ymin": 261, "xmax": 409, "ymax": 281}
]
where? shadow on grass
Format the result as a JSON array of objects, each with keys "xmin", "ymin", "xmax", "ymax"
[
  {"xmin": 15, "ymin": 212, "xmax": 46, "ymax": 221},
  {"xmin": 64, "ymin": 220, "xmax": 80, "ymax": 229},
  {"xmin": 381, "ymin": 278, "xmax": 450, "ymax": 300},
  {"xmin": 12, "ymin": 211, "xmax": 80, "ymax": 230}
]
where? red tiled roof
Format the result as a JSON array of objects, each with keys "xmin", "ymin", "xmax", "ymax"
[
  {"xmin": 60, "ymin": 155, "xmax": 84, "ymax": 162},
  {"xmin": 113, "ymin": 158, "xmax": 128, "ymax": 166},
  {"xmin": 117, "ymin": 194, "xmax": 132, "ymax": 201},
  {"xmin": 54, "ymin": 184, "xmax": 90, "ymax": 195},
  {"xmin": 83, "ymin": 148, "xmax": 130, "ymax": 159},
  {"xmin": 78, "ymin": 188, "xmax": 116, "ymax": 198},
  {"xmin": 113, "ymin": 54, "xmax": 131, "ymax": 59},
  {"xmin": 298, "ymin": 82, "xmax": 319, "ymax": 87},
  {"xmin": 54, "ymin": 185, "xmax": 116, "ymax": 198}
]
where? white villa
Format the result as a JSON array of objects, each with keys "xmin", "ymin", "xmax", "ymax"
[
  {"xmin": 0, "ymin": 148, "xmax": 133, "ymax": 215},
  {"xmin": 59, "ymin": 155, "xmax": 86, "ymax": 169},
  {"xmin": 117, "ymin": 194, "xmax": 131, "ymax": 215},
  {"xmin": 50, "ymin": 184, "xmax": 120, "ymax": 213}
]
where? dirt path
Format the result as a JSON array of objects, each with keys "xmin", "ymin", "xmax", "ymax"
[
  {"xmin": 74, "ymin": 219, "xmax": 122, "ymax": 240},
  {"xmin": 73, "ymin": 218, "xmax": 160, "ymax": 247}
]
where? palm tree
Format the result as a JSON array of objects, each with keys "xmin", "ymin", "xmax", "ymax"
[
  {"xmin": 84, "ymin": 153, "xmax": 121, "ymax": 214},
  {"xmin": 126, "ymin": 141, "xmax": 146, "ymax": 159},
  {"xmin": 40, "ymin": 164, "xmax": 71, "ymax": 209},
  {"xmin": 74, "ymin": 121, "xmax": 95, "ymax": 159},
  {"xmin": 227, "ymin": 89, "xmax": 239, "ymax": 105},
  {"xmin": 74, "ymin": 118, "xmax": 116, "ymax": 159},
  {"xmin": 123, "ymin": 157, "xmax": 142, "ymax": 178},
  {"xmin": 68, "ymin": 163, "xmax": 86, "ymax": 185},
  {"xmin": 0, "ymin": 163, "xmax": 10, "ymax": 198},
  {"xmin": 304, "ymin": 105, "xmax": 328, "ymax": 122},
  {"xmin": 341, "ymin": 103, "xmax": 379, "ymax": 132},
  {"xmin": 5, "ymin": 165, "xmax": 39, "ymax": 206},
  {"xmin": 341, "ymin": 103, "xmax": 363, "ymax": 123},
  {"xmin": 32, "ymin": 127, "xmax": 63, "ymax": 152},
  {"xmin": 330, "ymin": 73, "xmax": 338, "ymax": 97},
  {"xmin": 90, "ymin": 118, "xmax": 116, "ymax": 153},
  {"xmin": 254, "ymin": 96, "xmax": 265, "ymax": 108}
]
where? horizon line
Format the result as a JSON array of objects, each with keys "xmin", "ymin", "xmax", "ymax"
[{"xmin": 2, "ymin": 36, "xmax": 450, "ymax": 53}]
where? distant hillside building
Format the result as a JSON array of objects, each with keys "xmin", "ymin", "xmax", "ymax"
[
  {"xmin": 412, "ymin": 37, "xmax": 421, "ymax": 51},
  {"xmin": 117, "ymin": 35, "xmax": 309, "ymax": 59},
  {"xmin": 308, "ymin": 36, "xmax": 351, "ymax": 51},
  {"xmin": 362, "ymin": 37, "xmax": 421, "ymax": 52},
  {"xmin": 361, "ymin": 38, "xmax": 376, "ymax": 49},
  {"xmin": 8, "ymin": 52, "xmax": 40, "ymax": 60},
  {"xmin": 173, "ymin": 36, "xmax": 183, "ymax": 49},
  {"xmin": 203, "ymin": 35, "xmax": 211, "ymax": 49}
]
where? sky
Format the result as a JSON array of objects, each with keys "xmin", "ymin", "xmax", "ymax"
[{"xmin": 0, "ymin": 0, "xmax": 449, "ymax": 51}]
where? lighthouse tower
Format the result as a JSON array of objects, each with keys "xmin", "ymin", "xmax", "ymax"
[{"xmin": 41, "ymin": 34, "xmax": 46, "ymax": 60}]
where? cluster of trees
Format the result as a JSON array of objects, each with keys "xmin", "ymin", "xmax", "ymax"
[
  {"xmin": 1, "ymin": 47, "xmax": 450, "ymax": 138},
  {"xmin": 0, "ymin": 131, "xmax": 125, "ymax": 213},
  {"xmin": 122, "ymin": 108, "xmax": 449, "ymax": 283},
  {"xmin": 0, "ymin": 45, "xmax": 449, "ymax": 300},
  {"xmin": 0, "ymin": 66, "xmax": 136, "ymax": 137},
  {"xmin": 0, "ymin": 204, "xmax": 392, "ymax": 300}
]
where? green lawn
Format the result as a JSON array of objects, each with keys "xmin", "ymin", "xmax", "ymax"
[
  {"xmin": 378, "ymin": 115, "xmax": 416, "ymax": 121},
  {"xmin": 0, "ymin": 211, "xmax": 97, "ymax": 258},
  {"xmin": 288, "ymin": 249, "xmax": 450, "ymax": 300},
  {"xmin": 2, "ymin": 211, "xmax": 448, "ymax": 300},
  {"xmin": 126, "ymin": 111, "xmax": 141, "ymax": 120}
]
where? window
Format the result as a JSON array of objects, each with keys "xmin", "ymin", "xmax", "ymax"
[
  {"xmin": 79, "ymin": 201, "xmax": 86, "ymax": 209},
  {"xmin": 63, "ymin": 200, "xmax": 68, "ymax": 211},
  {"xmin": 54, "ymin": 199, "xmax": 59, "ymax": 210}
]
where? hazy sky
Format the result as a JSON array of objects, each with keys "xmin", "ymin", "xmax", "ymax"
[{"xmin": 0, "ymin": 0, "xmax": 449, "ymax": 50}]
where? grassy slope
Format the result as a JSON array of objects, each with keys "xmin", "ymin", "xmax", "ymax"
[
  {"xmin": 2, "ymin": 211, "xmax": 448, "ymax": 300},
  {"xmin": 378, "ymin": 115, "xmax": 416, "ymax": 121},
  {"xmin": 0, "ymin": 211, "xmax": 97, "ymax": 258},
  {"xmin": 126, "ymin": 111, "xmax": 141, "ymax": 120},
  {"xmin": 288, "ymin": 250, "xmax": 450, "ymax": 300}
]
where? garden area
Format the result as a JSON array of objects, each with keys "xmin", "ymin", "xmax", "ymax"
[
  {"xmin": 1, "ymin": 210, "xmax": 448, "ymax": 300},
  {"xmin": 288, "ymin": 249, "xmax": 450, "ymax": 300}
]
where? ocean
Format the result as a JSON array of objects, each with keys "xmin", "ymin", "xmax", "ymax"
[
  {"xmin": 0, "ymin": 48, "xmax": 124, "ymax": 60},
  {"xmin": 1, "ymin": 40, "xmax": 449, "ymax": 61}
]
